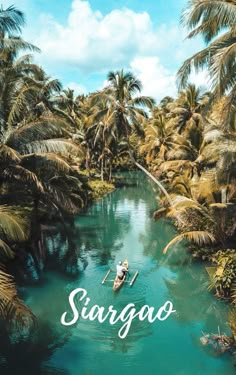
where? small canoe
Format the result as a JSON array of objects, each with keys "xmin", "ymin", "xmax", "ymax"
[{"xmin": 113, "ymin": 259, "xmax": 128, "ymax": 291}]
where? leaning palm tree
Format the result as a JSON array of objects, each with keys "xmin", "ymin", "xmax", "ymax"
[{"xmin": 177, "ymin": 0, "xmax": 236, "ymax": 131}]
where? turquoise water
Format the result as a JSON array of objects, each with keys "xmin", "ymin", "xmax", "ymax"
[{"xmin": 1, "ymin": 172, "xmax": 235, "ymax": 374}]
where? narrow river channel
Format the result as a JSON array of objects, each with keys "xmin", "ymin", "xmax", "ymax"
[{"xmin": 3, "ymin": 172, "xmax": 235, "ymax": 375}]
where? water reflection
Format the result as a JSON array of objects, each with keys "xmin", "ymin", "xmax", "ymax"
[
  {"xmin": 163, "ymin": 263, "xmax": 229, "ymax": 327},
  {"xmin": 1, "ymin": 172, "xmax": 235, "ymax": 375},
  {"xmin": 0, "ymin": 321, "xmax": 71, "ymax": 375},
  {"xmin": 75, "ymin": 194, "xmax": 131, "ymax": 265}
]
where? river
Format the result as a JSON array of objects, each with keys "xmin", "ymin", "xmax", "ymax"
[{"xmin": 1, "ymin": 172, "xmax": 235, "ymax": 375}]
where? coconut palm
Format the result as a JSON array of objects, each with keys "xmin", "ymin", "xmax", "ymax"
[
  {"xmin": 177, "ymin": 0, "xmax": 236, "ymax": 130},
  {"xmin": 140, "ymin": 108, "xmax": 198, "ymax": 171},
  {"xmin": 171, "ymin": 85, "xmax": 212, "ymax": 153},
  {"xmin": 52, "ymin": 89, "xmax": 87, "ymax": 129},
  {"xmin": 0, "ymin": 5, "xmax": 25, "ymax": 34},
  {"xmin": 0, "ymin": 205, "xmax": 35, "ymax": 329},
  {"xmin": 104, "ymin": 70, "xmax": 155, "ymax": 139},
  {"xmin": 205, "ymin": 249, "xmax": 236, "ymax": 302},
  {"xmin": 91, "ymin": 71, "xmax": 174, "ymax": 202},
  {"xmin": 0, "ymin": 9, "xmax": 90, "ymax": 327}
]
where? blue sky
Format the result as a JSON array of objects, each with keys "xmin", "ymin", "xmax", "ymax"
[{"xmin": 5, "ymin": 0, "xmax": 208, "ymax": 101}]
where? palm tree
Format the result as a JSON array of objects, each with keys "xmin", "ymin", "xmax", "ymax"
[
  {"xmin": 90, "ymin": 70, "xmax": 173, "ymax": 203},
  {"xmin": 53, "ymin": 88, "xmax": 86, "ymax": 129},
  {"xmin": 0, "ymin": 10, "xmax": 90, "ymax": 327},
  {"xmin": 177, "ymin": 0, "xmax": 236, "ymax": 131},
  {"xmin": 0, "ymin": 205, "xmax": 35, "ymax": 329},
  {"xmin": 159, "ymin": 195, "xmax": 218, "ymax": 255},
  {"xmin": 141, "ymin": 105, "xmax": 198, "ymax": 167},
  {"xmin": 207, "ymin": 249, "xmax": 236, "ymax": 300},
  {"xmin": 0, "ymin": 5, "xmax": 25, "ymax": 35},
  {"xmin": 105, "ymin": 70, "xmax": 155, "ymax": 138},
  {"xmin": 171, "ymin": 84, "xmax": 212, "ymax": 152}
]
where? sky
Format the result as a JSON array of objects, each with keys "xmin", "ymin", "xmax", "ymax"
[{"xmin": 4, "ymin": 0, "xmax": 209, "ymax": 102}]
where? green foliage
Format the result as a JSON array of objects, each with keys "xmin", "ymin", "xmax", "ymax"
[
  {"xmin": 207, "ymin": 249, "xmax": 236, "ymax": 301},
  {"xmin": 0, "ymin": 0, "xmax": 235, "ymax": 338},
  {"xmin": 88, "ymin": 179, "xmax": 115, "ymax": 200},
  {"xmin": 178, "ymin": 0, "xmax": 236, "ymax": 131}
]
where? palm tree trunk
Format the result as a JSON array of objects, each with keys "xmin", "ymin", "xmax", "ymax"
[
  {"xmin": 104, "ymin": 157, "xmax": 107, "ymax": 179},
  {"xmin": 101, "ymin": 158, "xmax": 104, "ymax": 181},
  {"xmin": 128, "ymin": 150, "xmax": 173, "ymax": 206},
  {"xmin": 85, "ymin": 150, "xmax": 90, "ymax": 170},
  {"xmin": 221, "ymin": 187, "xmax": 227, "ymax": 204},
  {"xmin": 109, "ymin": 162, "xmax": 112, "ymax": 181}
]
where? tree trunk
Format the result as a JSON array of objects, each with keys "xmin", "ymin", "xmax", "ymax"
[
  {"xmin": 109, "ymin": 162, "xmax": 112, "ymax": 182},
  {"xmin": 128, "ymin": 150, "xmax": 173, "ymax": 206},
  {"xmin": 85, "ymin": 150, "xmax": 90, "ymax": 170},
  {"xmin": 221, "ymin": 187, "xmax": 227, "ymax": 204},
  {"xmin": 101, "ymin": 158, "xmax": 104, "ymax": 181}
]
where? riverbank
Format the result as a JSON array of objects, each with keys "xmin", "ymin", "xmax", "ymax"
[
  {"xmin": 88, "ymin": 179, "xmax": 115, "ymax": 200},
  {"xmin": 150, "ymin": 169, "xmax": 236, "ymax": 350}
]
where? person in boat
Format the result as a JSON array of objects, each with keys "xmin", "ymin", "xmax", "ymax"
[{"xmin": 116, "ymin": 261, "xmax": 128, "ymax": 280}]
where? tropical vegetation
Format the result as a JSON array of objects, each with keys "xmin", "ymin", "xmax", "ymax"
[
  {"xmin": 139, "ymin": 0, "xmax": 236, "ymax": 343},
  {"xmin": 0, "ymin": 5, "xmax": 155, "ymax": 330},
  {"xmin": 0, "ymin": 0, "xmax": 236, "ymax": 358}
]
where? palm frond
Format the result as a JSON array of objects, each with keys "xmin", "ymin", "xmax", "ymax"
[
  {"xmin": 18, "ymin": 139, "xmax": 84, "ymax": 157},
  {"xmin": 177, "ymin": 46, "xmax": 211, "ymax": 89},
  {"xmin": 211, "ymin": 38, "xmax": 236, "ymax": 95},
  {"xmin": 0, "ymin": 5, "xmax": 25, "ymax": 34},
  {"xmin": 0, "ymin": 270, "xmax": 35, "ymax": 329},
  {"xmin": 44, "ymin": 176, "xmax": 85, "ymax": 214},
  {"xmin": 8, "ymin": 84, "xmax": 37, "ymax": 127},
  {"xmin": 163, "ymin": 230, "xmax": 215, "ymax": 254},
  {"xmin": 130, "ymin": 96, "xmax": 155, "ymax": 109},
  {"xmin": 6, "ymin": 117, "xmax": 72, "ymax": 149},
  {"xmin": 0, "ymin": 205, "xmax": 29, "ymax": 242},
  {"xmin": 1, "ymin": 36, "xmax": 40, "ymax": 54},
  {"xmin": 167, "ymin": 196, "xmax": 211, "ymax": 219},
  {"xmin": 1, "ymin": 165, "xmax": 44, "ymax": 192},
  {"xmin": 0, "ymin": 239, "xmax": 14, "ymax": 258},
  {"xmin": 182, "ymin": 0, "xmax": 236, "ymax": 43},
  {"xmin": 21, "ymin": 153, "xmax": 72, "ymax": 174},
  {"xmin": 0, "ymin": 144, "xmax": 20, "ymax": 163}
]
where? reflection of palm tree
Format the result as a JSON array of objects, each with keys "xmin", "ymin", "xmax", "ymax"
[
  {"xmin": 164, "ymin": 265, "xmax": 225, "ymax": 324},
  {"xmin": 0, "ymin": 321, "xmax": 70, "ymax": 375},
  {"xmin": 75, "ymin": 191, "xmax": 131, "ymax": 265}
]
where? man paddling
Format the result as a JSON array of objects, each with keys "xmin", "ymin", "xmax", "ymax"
[{"xmin": 116, "ymin": 261, "xmax": 128, "ymax": 280}]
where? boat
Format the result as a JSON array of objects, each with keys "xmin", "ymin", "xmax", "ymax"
[
  {"xmin": 113, "ymin": 259, "xmax": 129, "ymax": 291},
  {"xmin": 101, "ymin": 259, "xmax": 138, "ymax": 289}
]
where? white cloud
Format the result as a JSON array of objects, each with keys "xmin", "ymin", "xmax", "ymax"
[
  {"xmin": 34, "ymin": 0, "xmax": 200, "ymax": 76},
  {"xmin": 34, "ymin": 0, "xmax": 160, "ymax": 73},
  {"xmin": 4, "ymin": 0, "xmax": 207, "ymax": 101},
  {"xmin": 130, "ymin": 57, "xmax": 177, "ymax": 102}
]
